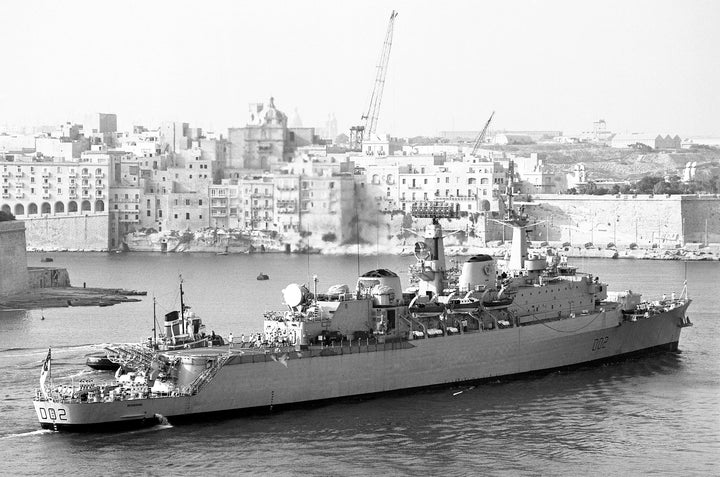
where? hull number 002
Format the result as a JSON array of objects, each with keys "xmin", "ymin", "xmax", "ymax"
[{"xmin": 37, "ymin": 407, "xmax": 67, "ymax": 421}]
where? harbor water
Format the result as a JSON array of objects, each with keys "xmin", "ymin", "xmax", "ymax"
[{"xmin": 1, "ymin": 252, "xmax": 718, "ymax": 475}]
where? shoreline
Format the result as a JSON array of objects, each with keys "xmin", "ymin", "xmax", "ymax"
[{"xmin": 25, "ymin": 245, "xmax": 720, "ymax": 261}]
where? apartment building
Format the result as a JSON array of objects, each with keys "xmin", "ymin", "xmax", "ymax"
[{"xmin": 1, "ymin": 155, "xmax": 109, "ymax": 218}]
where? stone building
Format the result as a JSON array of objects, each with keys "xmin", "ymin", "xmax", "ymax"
[
  {"xmin": 227, "ymin": 98, "xmax": 291, "ymax": 171},
  {"xmin": 1, "ymin": 153, "xmax": 110, "ymax": 250}
]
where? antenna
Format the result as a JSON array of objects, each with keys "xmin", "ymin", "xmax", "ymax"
[
  {"xmin": 152, "ymin": 295, "xmax": 157, "ymax": 349},
  {"xmin": 355, "ymin": 183, "xmax": 361, "ymax": 276},
  {"xmin": 376, "ymin": 212, "xmax": 379, "ymax": 269},
  {"xmin": 179, "ymin": 274, "xmax": 185, "ymax": 335}
]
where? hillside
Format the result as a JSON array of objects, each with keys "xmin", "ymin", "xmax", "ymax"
[{"xmin": 498, "ymin": 144, "xmax": 720, "ymax": 181}]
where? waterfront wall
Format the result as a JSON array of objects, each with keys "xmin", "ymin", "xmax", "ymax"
[
  {"xmin": 526, "ymin": 194, "xmax": 720, "ymax": 247},
  {"xmin": 23, "ymin": 213, "xmax": 109, "ymax": 251},
  {"xmin": 680, "ymin": 196, "xmax": 720, "ymax": 244},
  {"xmin": 0, "ymin": 221, "xmax": 29, "ymax": 295}
]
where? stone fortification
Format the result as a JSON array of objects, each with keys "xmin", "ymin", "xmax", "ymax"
[
  {"xmin": 23, "ymin": 213, "xmax": 109, "ymax": 251},
  {"xmin": 0, "ymin": 220, "xmax": 29, "ymax": 295},
  {"xmin": 27, "ymin": 267, "xmax": 71, "ymax": 288},
  {"xmin": 526, "ymin": 194, "xmax": 720, "ymax": 247}
]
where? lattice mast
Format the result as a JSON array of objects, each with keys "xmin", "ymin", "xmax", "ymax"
[{"xmin": 410, "ymin": 201, "xmax": 460, "ymax": 298}]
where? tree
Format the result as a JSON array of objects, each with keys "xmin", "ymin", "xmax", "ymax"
[
  {"xmin": 321, "ymin": 232, "xmax": 337, "ymax": 242},
  {"xmin": 652, "ymin": 181, "xmax": 669, "ymax": 195},
  {"xmin": 0, "ymin": 211, "xmax": 15, "ymax": 222},
  {"xmin": 635, "ymin": 176, "xmax": 663, "ymax": 194}
]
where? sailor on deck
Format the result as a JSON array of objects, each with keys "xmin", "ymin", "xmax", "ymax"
[{"xmin": 228, "ymin": 332, "xmax": 234, "ymax": 348}]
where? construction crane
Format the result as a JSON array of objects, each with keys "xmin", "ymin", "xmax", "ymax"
[
  {"xmin": 470, "ymin": 111, "xmax": 495, "ymax": 157},
  {"xmin": 349, "ymin": 10, "xmax": 398, "ymax": 151}
]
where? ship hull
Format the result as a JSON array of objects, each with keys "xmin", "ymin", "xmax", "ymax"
[{"xmin": 35, "ymin": 303, "xmax": 689, "ymax": 430}]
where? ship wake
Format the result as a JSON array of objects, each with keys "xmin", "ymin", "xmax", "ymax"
[{"xmin": 0, "ymin": 429, "xmax": 54, "ymax": 439}]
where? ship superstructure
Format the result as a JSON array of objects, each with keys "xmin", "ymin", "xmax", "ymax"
[{"xmin": 33, "ymin": 201, "xmax": 692, "ymax": 431}]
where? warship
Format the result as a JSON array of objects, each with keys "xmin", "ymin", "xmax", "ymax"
[{"xmin": 33, "ymin": 201, "xmax": 692, "ymax": 431}]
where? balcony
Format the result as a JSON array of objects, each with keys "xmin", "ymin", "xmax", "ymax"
[
  {"xmin": 42, "ymin": 171, "xmax": 51, "ymax": 178},
  {"xmin": 81, "ymin": 172, "xmax": 91, "ymax": 179},
  {"xmin": 15, "ymin": 192, "xmax": 24, "ymax": 198},
  {"xmin": 67, "ymin": 172, "xmax": 77, "ymax": 178},
  {"xmin": 2, "ymin": 193, "xmax": 10, "ymax": 199},
  {"xmin": 1, "ymin": 171, "xmax": 10, "ymax": 178},
  {"xmin": 211, "ymin": 211, "xmax": 227, "ymax": 218},
  {"xmin": 119, "ymin": 216, "xmax": 140, "ymax": 223},
  {"xmin": 69, "ymin": 194, "xmax": 78, "ymax": 200},
  {"xmin": 42, "ymin": 183, "xmax": 51, "ymax": 189},
  {"xmin": 15, "ymin": 181, "xmax": 25, "ymax": 187},
  {"xmin": 42, "ymin": 193, "xmax": 51, "ymax": 200}
]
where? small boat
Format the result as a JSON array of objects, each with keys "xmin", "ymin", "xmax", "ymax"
[
  {"xmin": 257, "ymin": 273, "xmax": 269, "ymax": 280},
  {"xmin": 40, "ymin": 257, "xmax": 54, "ymax": 262},
  {"xmin": 85, "ymin": 353, "xmax": 120, "ymax": 371}
]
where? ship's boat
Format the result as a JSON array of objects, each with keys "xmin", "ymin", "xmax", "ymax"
[
  {"xmin": 34, "ymin": 200, "xmax": 693, "ymax": 432},
  {"xmin": 85, "ymin": 353, "xmax": 120, "ymax": 371},
  {"xmin": 257, "ymin": 273, "xmax": 269, "ymax": 280}
]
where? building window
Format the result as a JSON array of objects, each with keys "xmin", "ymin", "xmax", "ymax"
[
  {"xmin": 185, "ymin": 199, "xmax": 190, "ymax": 206},
  {"xmin": 199, "ymin": 199, "xmax": 202, "ymax": 206},
  {"xmin": 174, "ymin": 214, "xmax": 178, "ymax": 219},
  {"xmin": 186, "ymin": 213, "xmax": 190, "ymax": 219},
  {"xmin": 147, "ymin": 210, "xmax": 151, "ymax": 216}
]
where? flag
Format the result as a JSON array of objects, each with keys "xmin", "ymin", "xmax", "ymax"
[{"xmin": 39, "ymin": 347, "xmax": 51, "ymax": 399}]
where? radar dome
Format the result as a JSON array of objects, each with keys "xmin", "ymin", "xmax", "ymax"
[{"xmin": 282, "ymin": 283, "xmax": 310, "ymax": 308}]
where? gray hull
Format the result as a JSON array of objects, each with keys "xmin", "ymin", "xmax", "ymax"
[{"xmin": 34, "ymin": 303, "xmax": 688, "ymax": 430}]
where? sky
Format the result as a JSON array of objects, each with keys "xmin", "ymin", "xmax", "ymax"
[{"xmin": 1, "ymin": 0, "xmax": 719, "ymax": 137}]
